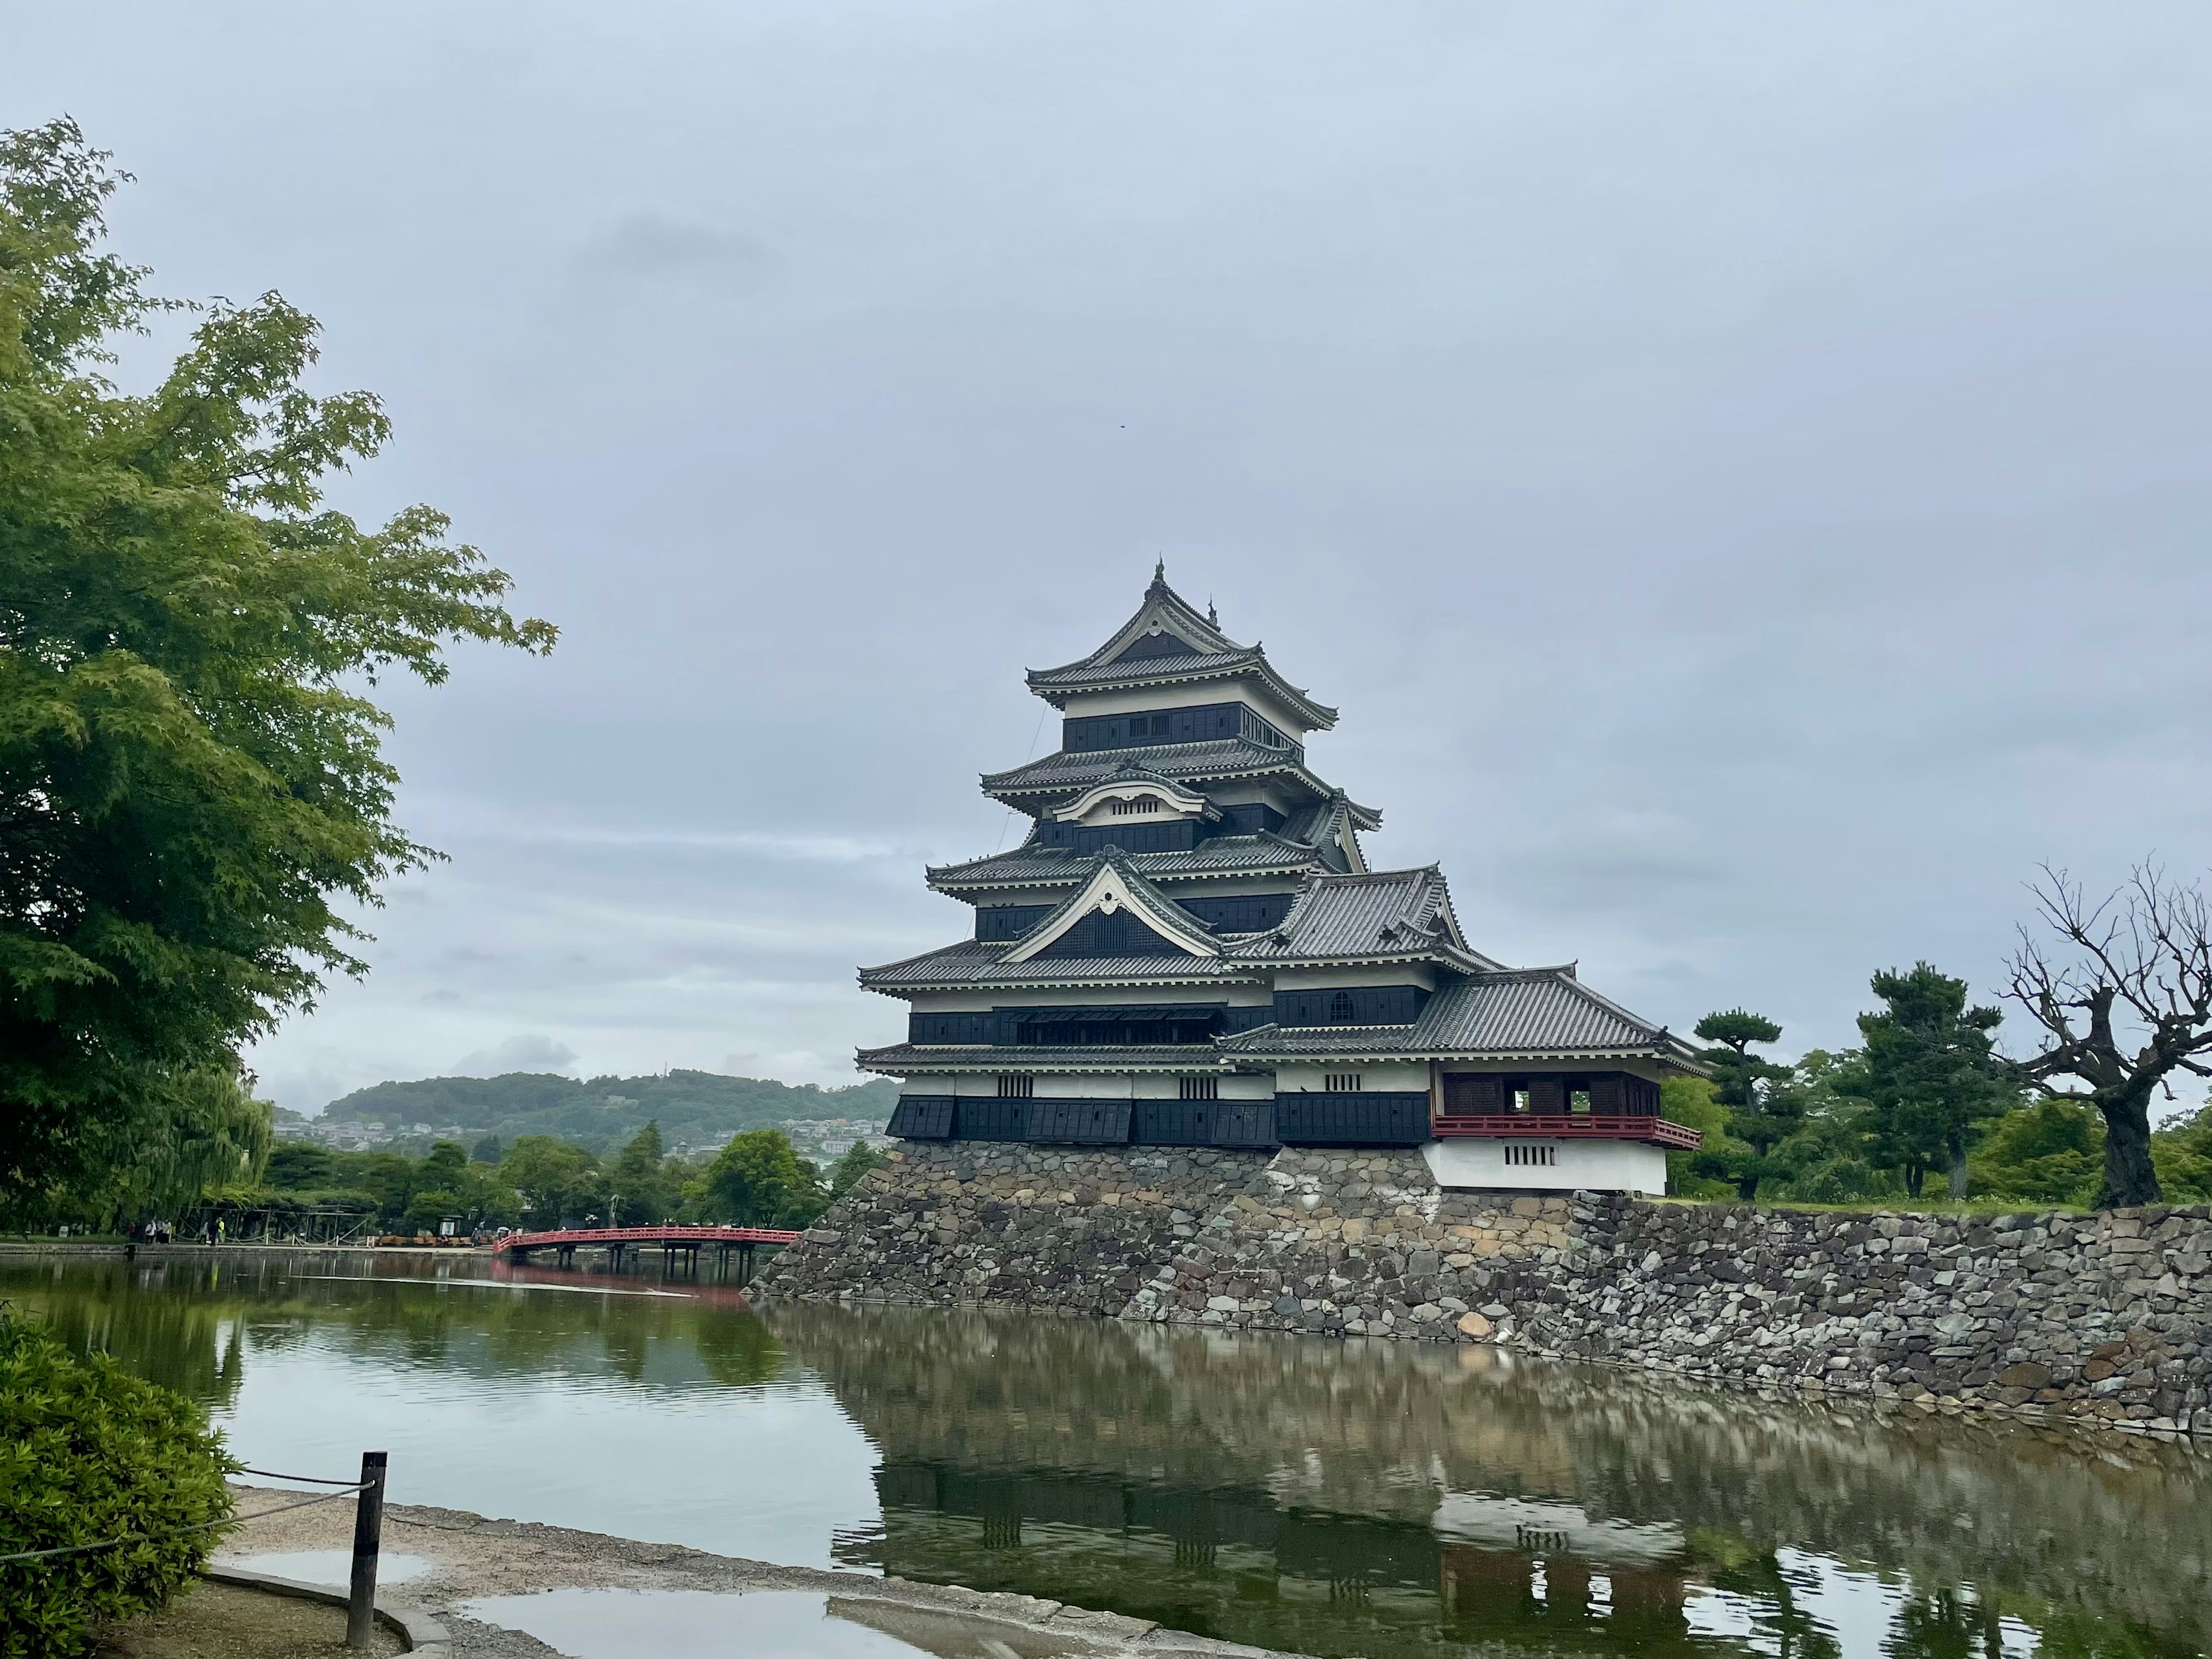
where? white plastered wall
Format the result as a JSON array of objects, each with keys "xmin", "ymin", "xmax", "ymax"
[
  {"xmin": 1422, "ymin": 1138, "xmax": 1668, "ymax": 1196},
  {"xmin": 897, "ymin": 1070, "xmax": 1277, "ymax": 1100},
  {"xmin": 903, "ymin": 987, "xmax": 1273, "ymax": 1013},
  {"xmin": 1272, "ymin": 965, "xmax": 1438, "ymax": 991},
  {"xmin": 1274, "ymin": 1061, "xmax": 1430, "ymax": 1093}
]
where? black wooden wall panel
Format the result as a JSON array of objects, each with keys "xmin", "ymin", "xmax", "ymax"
[
  {"xmin": 1274, "ymin": 986, "xmax": 1431, "ymax": 1027},
  {"xmin": 1027, "ymin": 1100, "xmax": 1135, "ymax": 1144},
  {"xmin": 1033, "ymin": 820, "xmax": 1204, "ymax": 855},
  {"xmin": 952, "ymin": 1099, "xmax": 1029, "ymax": 1141},
  {"xmin": 1060, "ymin": 701, "xmax": 1298, "ymax": 755},
  {"xmin": 907, "ymin": 1003, "xmax": 1265, "ymax": 1046},
  {"xmin": 1031, "ymin": 907, "xmax": 1195, "ymax": 959},
  {"xmin": 1211, "ymin": 802, "xmax": 1288, "ymax": 836},
  {"xmin": 1177, "ymin": 892, "xmax": 1297, "ymax": 933},
  {"xmin": 1274, "ymin": 1092, "xmax": 1432, "ymax": 1146},
  {"xmin": 887, "ymin": 1097, "xmax": 956, "ymax": 1139},
  {"xmin": 1131, "ymin": 1100, "xmax": 1279, "ymax": 1148},
  {"xmin": 974, "ymin": 904, "xmax": 1055, "ymax": 941}
]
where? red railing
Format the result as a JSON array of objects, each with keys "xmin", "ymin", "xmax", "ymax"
[
  {"xmin": 492, "ymin": 1224, "xmax": 802, "ymax": 1256},
  {"xmin": 1430, "ymin": 1113, "xmax": 1703, "ymax": 1150}
]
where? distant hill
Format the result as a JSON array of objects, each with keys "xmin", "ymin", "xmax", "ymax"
[{"xmin": 319, "ymin": 1069, "xmax": 899, "ymax": 1153}]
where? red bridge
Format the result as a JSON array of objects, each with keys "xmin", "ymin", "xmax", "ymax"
[{"xmin": 493, "ymin": 1224, "xmax": 802, "ymax": 1273}]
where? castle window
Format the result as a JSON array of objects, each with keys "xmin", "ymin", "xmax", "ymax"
[
  {"xmin": 1505, "ymin": 1144, "xmax": 1556, "ymax": 1168},
  {"xmin": 1179, "ymin": 1076, "xmax": 1218, "ymax": 1100},
  {"xmin": 1324, "ymin": 1073, "xmax": 1363, "ymax": 1093},
  {"xmin": 1328, "ymin": 991, "xmax": 1355, "ymax": 1022},
  {"xmin": 1570, "ymin": 1089, "xmax": 1593, "ymax": 1113},
  {"xmin": 997, "ymin": 1075, "xmax": 1034, "ymax": 1099},
  {"xmin": 1512, "ymin": 1087, "xmax": 1532, "ymax": 1113},
  {"xmin": 1110, "ymin": 795, "xmax": 1163, "ymax": 816}
]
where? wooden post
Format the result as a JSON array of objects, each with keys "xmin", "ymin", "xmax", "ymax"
[{"xmin": 346, "ymin": 1450, "xmax": 387, "ymax": 1649}]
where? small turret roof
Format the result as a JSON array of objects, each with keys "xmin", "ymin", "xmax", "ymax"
[
  {"xmin": 1025, "ymin": 567, "xmax": 1339, "ymax": 729},
  {"xmin": 927, "ymin": 797, "xmax": 1364, "ymax": 895},
  {"xmin": 1217, "ymin": 968, "xmax": 1703, "ymax": 1069},
  {"xmin": 981, "ymin": 737, "xmax": 1379, "ymax": 825},
  {"xmin": 1224, "ymin": 866, "xmax": 1498, "ymax": 972}
]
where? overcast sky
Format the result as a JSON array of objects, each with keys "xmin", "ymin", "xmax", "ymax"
[{"xmin": 10, "ymin": 2, "xmax": 2212, "ymax": 1111}]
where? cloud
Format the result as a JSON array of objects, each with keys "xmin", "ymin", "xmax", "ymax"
[
  {"xmin": 569, "ymin": 214, "xmax": 778, "ymax": 293},
  {"xmin": 448, "ymin": 1035, "xmax": 580, "ymax": 1078}
]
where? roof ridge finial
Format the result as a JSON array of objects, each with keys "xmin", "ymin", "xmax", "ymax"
[
  {"xmin": 1207, "ymin": 597, "xmax": 1218, "ymax": 626},
  {"xmin": 1153, "ymin": 556, "xmax": 1165, "ymax": 585}
]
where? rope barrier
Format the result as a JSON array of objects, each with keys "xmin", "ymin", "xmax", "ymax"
[
  {"xmin": 0, "ymin": 1480, "xmax": 369, "ymax": 1566},
  {"xmin": 236, "ymin": 1467, "xmax": 376, "ymax": 1487}
]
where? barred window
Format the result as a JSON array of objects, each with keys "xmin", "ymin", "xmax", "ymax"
[
  {"xmin": 1504, "ymin": 1144, "xmax": 1556, "ymax": 1167},
  {"xmin": 1109, "ymin": 795, "xmax": 1164, "ymax": 816},
  {"xmin": 1328, "ymin": 991, "xmax": 1355, "ymax": 1022},
  {"xmin": 997, "ymin": 1075, "xmax": 1034, "ymax": 1099},
  {"xmin": 1324, "ymin": 1073, "xmax": 1363, "ymax": 1093},
  {"xmin": 1179, "ymin": 1075, "xmax": 1219, "ymax": 1100}
]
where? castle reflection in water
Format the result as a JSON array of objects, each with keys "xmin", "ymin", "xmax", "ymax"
[
  {"xmin": 7, "ymin": 1256, "xmax": 2203, "ymax": 1659},
  {"xmin": 765, "ymin": 1303, "xmax": 2210, "ymax": 1659}
]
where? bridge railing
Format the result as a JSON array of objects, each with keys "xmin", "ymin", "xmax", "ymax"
[{"xmin": 492, "ymin": 1224, "xmax": 803, "ymax": 1255}]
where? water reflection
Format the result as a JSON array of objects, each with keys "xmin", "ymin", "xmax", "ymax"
[
  {"xmin": 2, "ymin": 1256, "xmax": 2204, "ymax": 1659},
  {"xmin": 761, "ymin": 1305, "xmax": 2211, "ymax": 1659}
]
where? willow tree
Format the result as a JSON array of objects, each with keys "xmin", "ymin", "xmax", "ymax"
[{"xmin": 0, "ymin": 119, "xmax": 555, "ymax": 1218}]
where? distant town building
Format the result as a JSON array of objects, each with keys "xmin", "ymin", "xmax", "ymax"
[{"xmin": 859, "ymin": 569, "xmax": 1703, "ymax": 1194}]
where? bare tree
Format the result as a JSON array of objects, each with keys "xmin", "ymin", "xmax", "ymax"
[{"xmin": 2003, "ymin": 864, "xmax": 2212, "ymax": 1207}]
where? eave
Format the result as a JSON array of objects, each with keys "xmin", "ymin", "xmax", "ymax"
[
  {"xmin": 1025, "ymin": 653, "xmax": 1340, "ymax": 731},
  {"xmin": 857, "ymin": 1043, "xmax": 1239, "ymax": 1075}
]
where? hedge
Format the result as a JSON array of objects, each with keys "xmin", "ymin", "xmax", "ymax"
[{"xmin": 0, "ymin": 1315, "xmax": 237, "ymax": 1657}]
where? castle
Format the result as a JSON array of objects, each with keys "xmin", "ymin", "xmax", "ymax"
[{"xmin": 858, "ymin": 569, "xmax": 1700, "ymax": 1192}]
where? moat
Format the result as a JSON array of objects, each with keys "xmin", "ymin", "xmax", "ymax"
[{"xmin": 5, "ymin": 1252, "xmax": 2205, "ymax": 1659}]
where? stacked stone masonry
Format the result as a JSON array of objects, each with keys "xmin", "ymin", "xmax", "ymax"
[{"xmin": 752, "ymin": 1144, "xmax": 2212, "ymax": 1434}]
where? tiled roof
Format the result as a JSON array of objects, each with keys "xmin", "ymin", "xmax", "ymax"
[
  {"xmin": 1027, "ymin": 644, "xmax": 1263, "ymax": 690},
  {"xmin": 1021, "ymin": 571, "xmax": 1339, "ymax": 728},
  {"xmin": 1003, "ymin": 850, "xmax": 1222, "ymax": 960},
  {"xmin": 981, "ymin": 737, "xmax": 1304, "ymax": 796},
  {"xmin": 858, "ymin": 939, "xmax": 1255, "ymax": 990},
  {"xmin": 1225, "ymin": 866, "xmax": 1497, "ymax": 969},
  {"xmin": 927, "ymin": 834, "xmax": 1331, "ymax": 892},
  {"xmin": 1219, "ymin": 970, "xmax": 1693, "ymax": 1062},
  {"xmin": 857, "ymin": 1043, "xmax": 1231, "ymax": 1073}
]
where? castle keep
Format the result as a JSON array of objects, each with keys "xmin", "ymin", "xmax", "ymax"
[{"xmin": 860, "ymin": 569, "xmax": 1701, "ymax": 1194}]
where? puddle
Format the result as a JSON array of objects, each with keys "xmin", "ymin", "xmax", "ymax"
[
  {"xmin": 225, "ymin": 1549, "xmax": 430, "ymax": 1586},
  {"xmin": 459, "ymin": 1588, "xmax": 1101, "ymax": 1659}
]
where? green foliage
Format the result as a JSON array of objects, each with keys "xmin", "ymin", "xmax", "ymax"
[
  {"xmin": 607, "ymin": 1120, "xmax": 684, "ymax": 1225},
  {"xmin": 1660, "ymin": 1075, "xmax": 1730, "ymax": 1198},
  {"xmin": 0, "ymin": 1314, "xmax": 236, "ymax": 1656},
  {"xmin": 263, "ymin": 1143, "xmax": 333, "ymax": 1190},
  {"xmin": 469, "ymin": 1135, "xmax": 501, "ymax": 1165},
  {"xmin": 1970, "ymin": 1099, "xmax": 2104, "ymax": 1206},
  {"xmin": 320, "ymin": 1069, "xmax": 897, "ymax": 1154},
  {"xmin": 497, "ymin": 1135, "xmax": 603, "ymax": 1229},
  {"xmin": 0, "ymin": 119, "xmax": 552, "ymax": 1221},
  {"xmin": 692, "ymin": 1129, "xmax": 828, "ymax": 1229},
  {"xmin": 1831, "ymin": 964, "xmax": 2012, "ymax": 1199},
  {"xmin": 1690, "ymin": 1009, "xmax": 1801, "ymax": 1200},
  {"xmin": 248, "ymin": 1138, "xmax": 517, "ymax": 1232},
  {"xmin": 2150, "ymin": 1105, "xmax": 2212, "ymax": 1200},
  {"xmin": 828, "ymin": 1139, "xmax": 887, "ymax": 1199}
]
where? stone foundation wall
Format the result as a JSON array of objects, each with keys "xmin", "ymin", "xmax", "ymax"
[
  {"xmin": 753, "ymin": 1143, "xmax": 2212, "ymax": 1433},
  {"xmin": 750, "ymin": 1143, "xmax": 1267, "ymax": 1316}
]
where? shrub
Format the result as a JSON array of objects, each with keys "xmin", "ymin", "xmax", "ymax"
[{"xmin": 0, "ymin": 1315, "xmax": 237, "ymax": 1657}]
